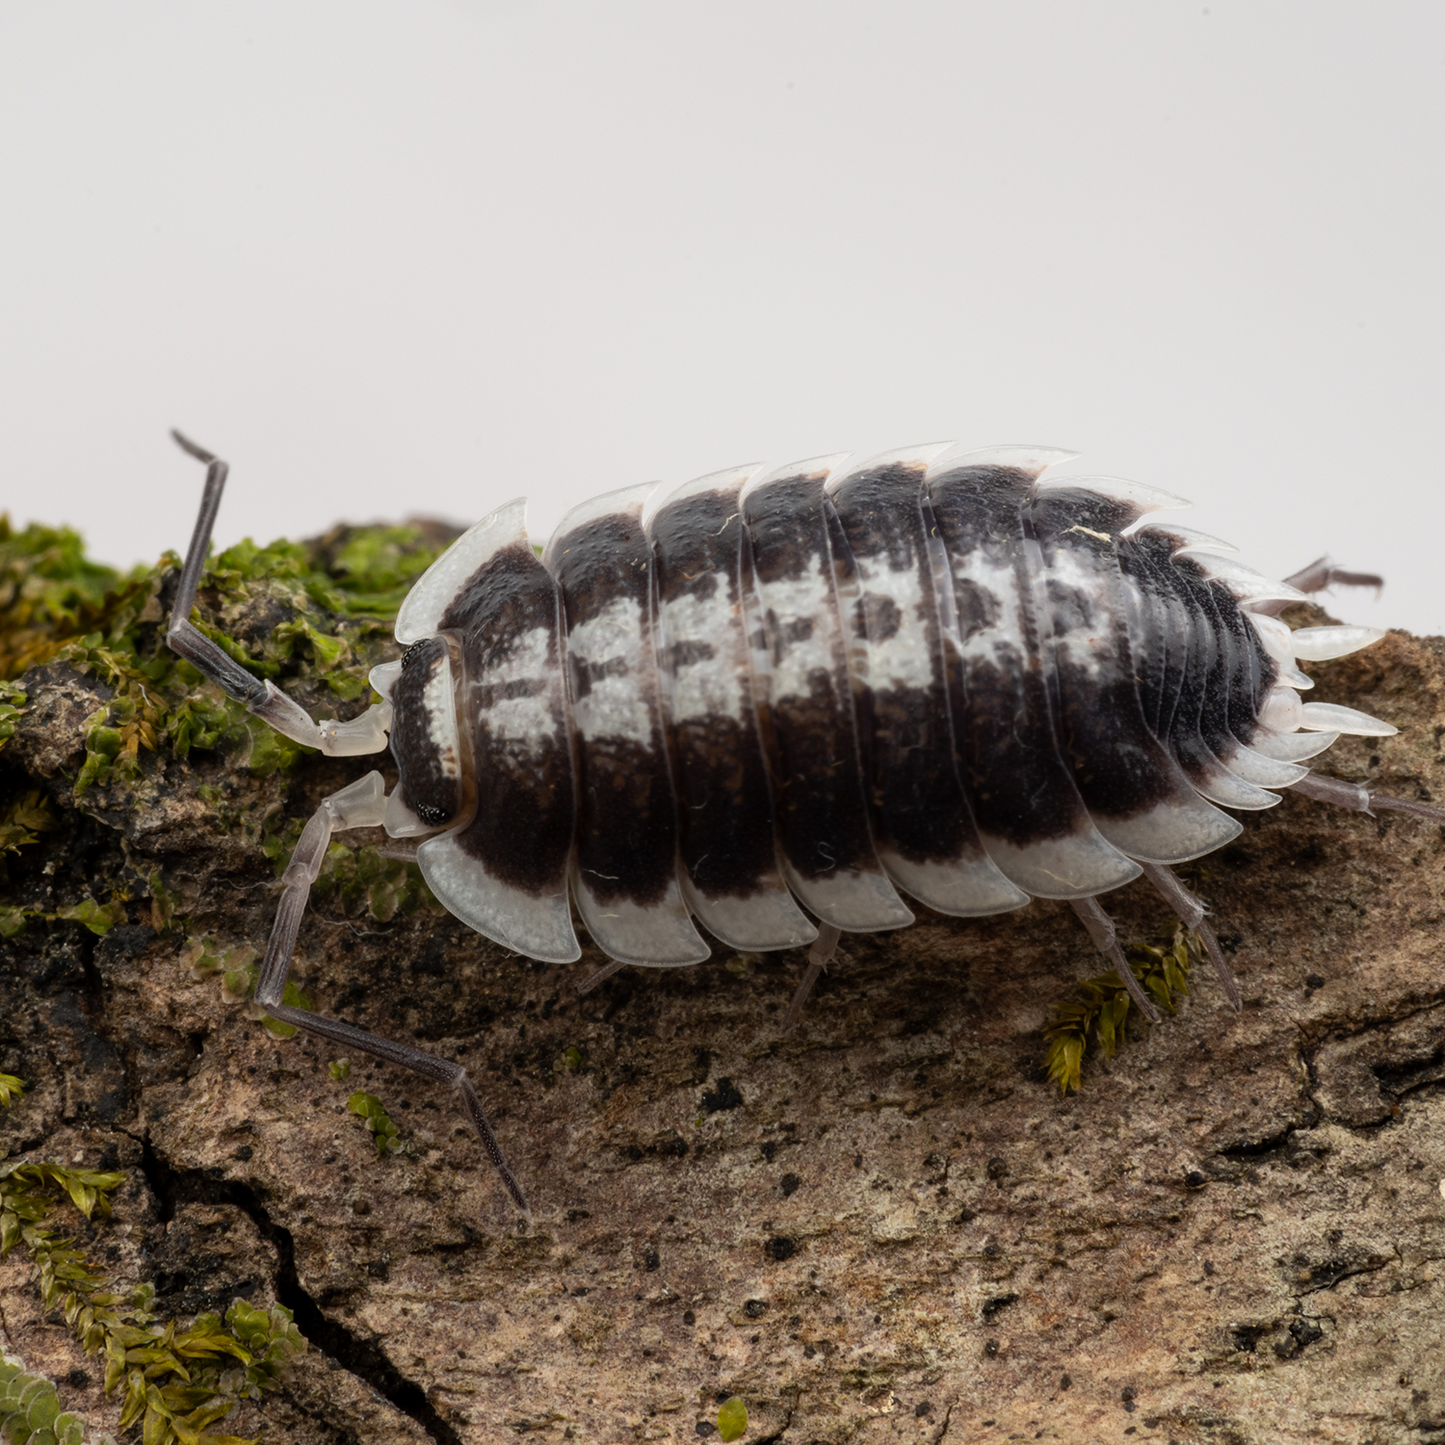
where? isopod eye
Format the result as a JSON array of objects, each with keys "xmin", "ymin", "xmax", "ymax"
[
  {"xmin": 414, "ymin": 803, "xmax": 449, "ymax": 827},
  {"xmin": 400, "ymin": 639, "xmax": 432, "ymax": 670}
]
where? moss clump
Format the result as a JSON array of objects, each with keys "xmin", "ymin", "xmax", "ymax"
[
  {"xmin": 175, "ymin": 940, "xmax": 316, "ymax": 1041},
  {"xmin": 0, "ymin": 1149, "xmax": 305, "ymax": 1445},
  {"xmin": 0, "ymin": 518, "xmax": 138, "ymax": 683},
  {"xmin": 0, "ymin": 512, "xmax": 444, "ymax": 958},
  {"xmin": 0, "ymin": 1350, "xmax": 116, "ymax": 1445},
  {"xmin": 1042, "ymin": 926, "xmax": 1200, "ymax": 1093},
  {"xmin": 0, "ymin": 789, "xmax": 57, "ymax": 865},
  {"xmin": 0, "ymin": 899, "xmax": 129, "ymax": 944},
  {"xmin": 346, "ymin": 1092, "xmax": 403, "ymax": 1156},
  {"xmin": 0, "ymin": 509, "xmax": 449, "ymax": 794}
]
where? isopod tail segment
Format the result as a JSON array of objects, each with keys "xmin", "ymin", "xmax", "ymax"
[{"xmin": 166, "ymin": 430, "xmax": 530, "ymax": 1215}]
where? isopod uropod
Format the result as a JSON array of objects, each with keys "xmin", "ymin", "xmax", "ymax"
[{"xmin": 163, "ymin": 432, "xmax": 1444, "ymax": 1211}]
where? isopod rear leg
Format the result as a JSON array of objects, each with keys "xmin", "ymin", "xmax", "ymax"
[
  {"xmin": 1069, "ymin": 897, "xmax": 1163, "ymax": 1024},
  {"xmin": 781, "ymin": 923, "xmax": 843, "ymax": 1034},
  {"xmin": 1253, "ymin": 556, "xmax": 1385, "ymax": 617},
  {"xmin": 1279, "ymin": 556, "xmax": 1384, "ymax": 597},
  {"xmin": 1287, "ymin": 773, "xmax": 1445, "ymax": 823},
  {"xmin": 167, "ymin": 430, "xmax": 392, "ymax": 757},
  {"xmin": 256, "ymin": 771, "xmax": 529, "ymax": 1214},
  {"xmin": 1138, "ymin": 861, "xmax": 1241, "ymax": 1012}
]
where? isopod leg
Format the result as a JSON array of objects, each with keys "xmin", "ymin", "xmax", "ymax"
[
  {"xmin": 254, "ymin": 772, "xmax": 529, "ymax": 1215},
  {"xmin": 1279, "ymin": 556, "xmax": 1384, "ymax": 596},
  {"xmin": 1137, "ymin": 861, "xmax": 1241, "ymax": 1012},
  {"xmin": 576, "ymin": 959, "xmax": 628, "ymax": 996},
  {"xmin": 781, "ymin": 924, "xmax": 843, "ymax": 1035},
  {"xmin": 1287, "ymin": 773, "xmax": 1445, "ymax": 823},
  {"xmin": 1253, "ymin": 557, "xmax": 1384, "ymax": 618},
  {"xmin": 1068, "ymin": 898, "xmax": 1163, "ymax": 1024},
  {"xmin": 167, "ymin": 430, "xmax": 392, "ymax": 757}
]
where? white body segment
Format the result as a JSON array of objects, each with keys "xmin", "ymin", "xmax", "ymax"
[
  {"xmin": 924, "ymin": 446, "xmax": 1144, "ymax": 899},
  {"xmin": 545, "ymin": 482, "xmax": 711, "ymax": 967},
  {"xmin": 739, "ymin": 455, "xmax": 916, "ymax": 932},
  {"xmin": 648, "ymin": 466, "xmax": 818, "ymax": 951}
]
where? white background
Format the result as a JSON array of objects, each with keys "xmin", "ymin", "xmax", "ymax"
[{"xmin": 2, "ymin": 3, "xmax": 1441, "ymax": 633}]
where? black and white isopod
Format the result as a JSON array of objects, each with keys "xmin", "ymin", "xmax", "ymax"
[{"xmin": 163, "ymin": 433, "xmax": 1445, "ymax": 1212}]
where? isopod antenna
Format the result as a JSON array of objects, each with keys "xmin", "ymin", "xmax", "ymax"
[{"xmin": 167, "ymin": 430, "xmax": 393, "ymax": 757}]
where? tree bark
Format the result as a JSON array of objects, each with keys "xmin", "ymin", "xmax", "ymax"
[{"xmin": 2, "ymin": 598, "xmax": 1443, "ymax": 1444}]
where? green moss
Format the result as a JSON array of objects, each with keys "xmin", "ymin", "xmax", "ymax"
[
  {"xmin": 716, "ymin": 1396, "xmax": 748, "ymax": 1441},
  {"xmin": 0, "ymin": 680, "xmax": 28, "ymax": 756},
  {"xmin": 0, "ymin": 790, "xmax": 58, "ymax": 863},
  {"xmin": 0, "ymin": 517, "xmax": 137, "ymax": 682},
  {"xmin": 346, "ymin": 1092, "xmax": 403, "ymax": 1156},
  {"xmin": 214, "ymin": 952, "xmax": 312, "ymax": 1040},
  {"xmin": 0, "ymin": 898, "xmax": 129, "ymax": 943},
  {"xmin": 143, "ymin": 867, "xmax": 183, "ymax": 933},
  {"xmin": 1042, "ymin": 925, "xmax": 1199, "ymax": 1093},
  {"xmin": 0, "ymin": 514, "xmax": 449, "ymax": 981},
  {"xmin": 308, "ymin": 841, "xmax": 432, "ymax": 923},
  {"xmin": 321, "ymin": 525, "xmax": 449, "ymax": 611},
  {"xmin": 0, "ymin": 512, "xmax": 448, "ymax": 794},
  {"xmin": 180, "ymin": 936, "xmax": 319, "ymax": 1040},
  {"xmin": 0, "ymin": 1351, "xmax": 115, "ymax": 1445},
  {"xmin": 0, "ymin": 1158, "xmax": 304, "ymax": 1445}
]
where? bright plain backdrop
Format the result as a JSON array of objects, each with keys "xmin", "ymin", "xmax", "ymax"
[{"xmin": 2, "ymin": 3, "xmax": 1441, "ymax": 633}]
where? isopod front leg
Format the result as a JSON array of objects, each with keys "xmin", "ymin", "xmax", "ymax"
[
  {"xmin": 1068, "ymin": 897, "xmax": 1163, "ymax": 1024},
  {"xmin": 167, "ymin": 430, "xmax": 392, "ymax": 757},
  {"xmin": 1137, "ymin": 861, "xmax": 1241, "ymax": 1012},
  {"xmin": 781, "ymin": 923, "xmax": 843, "ymax": 1035},
  {"xmin": 255, "ymin": 770, "xmax": 529, "ymax": 1214}
]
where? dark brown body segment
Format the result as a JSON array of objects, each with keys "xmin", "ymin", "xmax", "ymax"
[
  {"xmin": 742, "ymin": 472, "xmax": 882, "ymax": 883},
  {"xmin": 649, "ymin": 481, "xmax": 780, "ymax": 899},
  {"xmin": 548, "ymin": 508, "xmax": 681, "ymax": 910},
  {"xmin": 1028, "ymin": 490, "xmax": 1189, "ymax": 822},
  {"xmin": 437, "ymin": 543, "xmax": 575, "ymax": 897},
  {"xmin": 926, "ymin": 465, "xmax": 1094, "ymax": 847},
  {"xmin": 389, "ymin": 637, "xmax": 464, "ymax": 826},
  {"xmin": 827, "ymin": 461, "xmax": 982, "ymax": 867}
]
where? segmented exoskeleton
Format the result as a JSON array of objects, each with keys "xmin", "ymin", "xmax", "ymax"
[{"xmin": 164, "ymin": 435, "xmax": 1444, "ymax": 1211}]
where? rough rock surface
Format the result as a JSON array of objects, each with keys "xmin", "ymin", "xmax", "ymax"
[{"xmin": 2, "ymin": 615, "xmax": 1443, "ymax": 1445}]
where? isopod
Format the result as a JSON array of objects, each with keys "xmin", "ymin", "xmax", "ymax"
[{"xmin": 163, "ymin": 433, "xmax": 1445, "ymax": 1211}]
